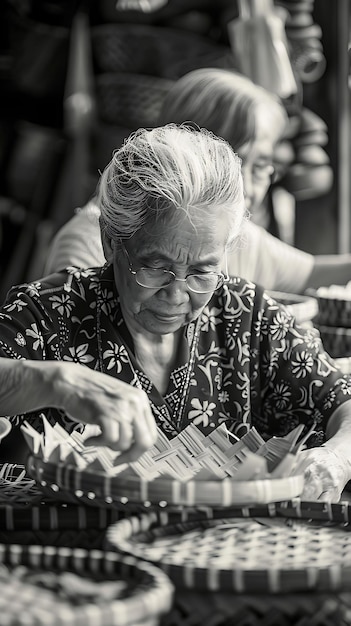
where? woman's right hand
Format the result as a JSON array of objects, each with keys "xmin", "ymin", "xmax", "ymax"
[
  {"xmin": 0, "ymin": 358, "xmax": 158, "ymax": 463},
  {"xmin": 52, "ymin": 361, "xmax": 158, "ymax": 462}
]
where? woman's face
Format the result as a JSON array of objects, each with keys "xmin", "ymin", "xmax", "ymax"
[
  {"xmin": 238, "ymin": 104, "xmax": 285, "ymax": 214},
  {"xmin": 111, "ymin": 210, "xmax": 230, "ymax": 336}
]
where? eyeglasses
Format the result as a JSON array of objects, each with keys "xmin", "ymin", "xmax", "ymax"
[
  {"xmin": 121, "ymin": 243, "xmax": 228, "ymax": 294},
  {"xmin": 241, "ymin": 160, "xmax": 275, "ymax": 184}
]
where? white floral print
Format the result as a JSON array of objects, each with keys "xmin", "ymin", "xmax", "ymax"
[
  {"xmin": 103, "ymin": 342, "xmax": 129, "ymax": 372},
  {"xmin": 0, "ymin": 266, "xmax": 349, "ymax": 444},
  {"xmin": 188, "ymin": 399, "xmax": 216, "ymax": 427}
]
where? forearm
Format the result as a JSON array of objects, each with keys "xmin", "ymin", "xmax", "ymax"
[
  {"xmin": 306, "ymin": 255, "xmax": 351, "ymax": 291},
  {"xmin": 0, "ymin": 358, "xmax": 59, "ymax": 416}
]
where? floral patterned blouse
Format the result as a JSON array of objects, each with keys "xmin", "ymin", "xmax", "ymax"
[{"xmin": 1, "ymin": 264, "xmax": 350, "ymax": 445}]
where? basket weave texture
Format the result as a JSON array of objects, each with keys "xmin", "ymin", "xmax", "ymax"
[
  {"xmin": 106, "ymin": 500, "xmax": 351, "ymax": 594},
  {"xmin": 317, "ymin": 297, "xmax": 351, "ymax": 328},
  {"xmin": 0, "ymin": 463, "xmax": 43, "ymax": 507},
  {"xmin": 0, "ymin": 542, "xmax": 174, "ymax": 626}
]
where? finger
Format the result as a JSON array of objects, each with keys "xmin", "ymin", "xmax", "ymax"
[
  {"xmin": 84, "ymin": 416, "xmax": 122, "ymax": 449},
  {"xmin": 117, "ymin": 410, "xmax": 158, "ymax": 464},
  {"xmin": 117, "ymin": 420, "xmax": 134, "ymax": 451},
  {"xmin": 318, "ymin": 489, "xmax": 341, "ymax": 503}
]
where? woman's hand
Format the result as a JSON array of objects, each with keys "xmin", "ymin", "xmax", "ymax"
[
  {"xmin": 296, "ymin": 446, "xmax": 351, "ymax": 502},
  {"xmin": 53, "ymin": 362, "xmax": 158, "ymax": 462},
  {"xmin": 0, "ymin": 358, "xmax": 157, "ymax": 463}
]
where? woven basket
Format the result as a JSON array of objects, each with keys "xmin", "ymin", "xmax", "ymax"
[
  {"xmin": 106, "ymin": 500, "xmax": 351, "ymax": 626},
  {"xmin": 0, "ymin": 463, "xmax": 127, "ymax": 549},
  {"xmin": 0, "ymin": 500, "xmax": 125, "ymax": 549},
  {"xmin": 0, "ymin": 463, "xmax": 43, "ymax": 507},
  {"xmin": 91, "ymin": 23, "xmax": 232, "ymax": 79},
  {"xmin": 268, "ymin": 290, "xmax": 318, "ymax": 325},
  {"xmin": 306, "ymin": 285, "xmax": 351, "ymax": 328},
  {"xmin": 314, "ymin": 323, "xmax": 351, "ymax": 359},
  {"xmin": 308, "ymin": 289, "xmax": 351, "ymax": 328},
  {"xmin": 0, "ymin": 542, "xmax": 174, "ymax": 626},
  {"xmin": 26, "ymin": 454, "xmax": 304, "ymax": 511}
]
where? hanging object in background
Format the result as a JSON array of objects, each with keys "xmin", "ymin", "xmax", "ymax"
[
  {"xmin": 227, "ymin": 0, "xmax": 298, "ymax": 99},
  {"xmin": 116, "ymin": 0, "xmax": 169, "ymax": 12},
  {"xmin": 276, "ymin": 0, "xmax": 327, "ymax": 83},
  {"xmin": 279, "ymin": 106, "xmax": 334, "ymax": 202}
]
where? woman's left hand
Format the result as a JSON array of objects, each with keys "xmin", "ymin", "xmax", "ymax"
[{"xmin": 296, "ymin": 446, "xmax": 351, "ymax": 502}]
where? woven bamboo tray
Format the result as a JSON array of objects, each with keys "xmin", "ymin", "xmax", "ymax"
[
  {"xmin": 0, "ymin": 543, "xmax": 174, "ymax": 626},
  {"xmin": 106, "ymin": 500, "xmax": 351, "ymax": 594},
  {"xmin": 26, "ymin": 454, "xmax": 304, "ymax": 511},
  {"xmin": 106, "ymin": 501, "xmax": 351, "ymax": 625}
]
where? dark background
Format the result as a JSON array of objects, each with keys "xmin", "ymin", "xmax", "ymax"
[{"xmin": 0, "ymin": 0, "xmax": 349, "ymax": 303}]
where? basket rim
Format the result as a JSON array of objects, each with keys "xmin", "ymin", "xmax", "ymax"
[
  {"xmin": 0, "ymin": 499, "xmax": 122, "ymax": 531},
  {"xmin": 27, "ymin": 454, "xmax": 304, "ymax": 509},
  {"xmin": 315, "ymin": 323, "xmax": 351, "ymax": 335},
  {"xmin": 0, "ymin": 542, "xmax": 174, "ymax": 624}
]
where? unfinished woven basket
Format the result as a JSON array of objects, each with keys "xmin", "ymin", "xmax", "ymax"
[
  {"xmin": 24, "ymin": 419, "xmax": 307, "ymax": 512},
  {"xmin": 106, "ymin": 501, "xmax": 351, "ymax": 626},
  {"xmin": 0, "ymin": 542, "xmax": 173, "ymax": 626}
]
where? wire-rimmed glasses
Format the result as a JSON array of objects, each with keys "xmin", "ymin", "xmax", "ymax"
[{"xmin": 121, "ymin": 243, "xmax": 228, "ymax": 294}]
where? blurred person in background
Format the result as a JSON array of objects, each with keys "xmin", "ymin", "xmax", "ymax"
[{"xmin": 44, "ymin": 68, "xmax": 351, "ymax": 294}]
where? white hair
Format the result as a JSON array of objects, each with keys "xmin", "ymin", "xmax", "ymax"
[{"xmin": 98, "ymin": 123, "xmax": 248, "ymax": 248}]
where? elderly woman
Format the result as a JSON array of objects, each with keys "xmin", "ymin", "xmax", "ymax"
[
  {"xmin": 44, "ymin": 68, "xmax": 351, "ymax": 293},
  {"xmin": 1, "ymin": 124, "xmax": 351, "ymax": 501}
]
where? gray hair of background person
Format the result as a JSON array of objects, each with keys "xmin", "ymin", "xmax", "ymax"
[
  {"xmin": 97, "ymin": 123, "xmax": 248, "ymax": 249},
  {"xmin": 158, "ymin": 68, "xmax": 288, "ymax": 150}
]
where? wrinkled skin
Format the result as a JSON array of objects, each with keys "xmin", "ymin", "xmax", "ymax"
[{"xmin": 297, "ymin": 446, "xmax": 351, "ymax": 502}]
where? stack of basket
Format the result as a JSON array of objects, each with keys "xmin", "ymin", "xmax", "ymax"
[
  {"xmin": 267, "ymin": 289, "xmax": 319, "ymax": 327},
  {"xmin": 309, "ymin": 284, "xmax": 351, "ymax": 366}
]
